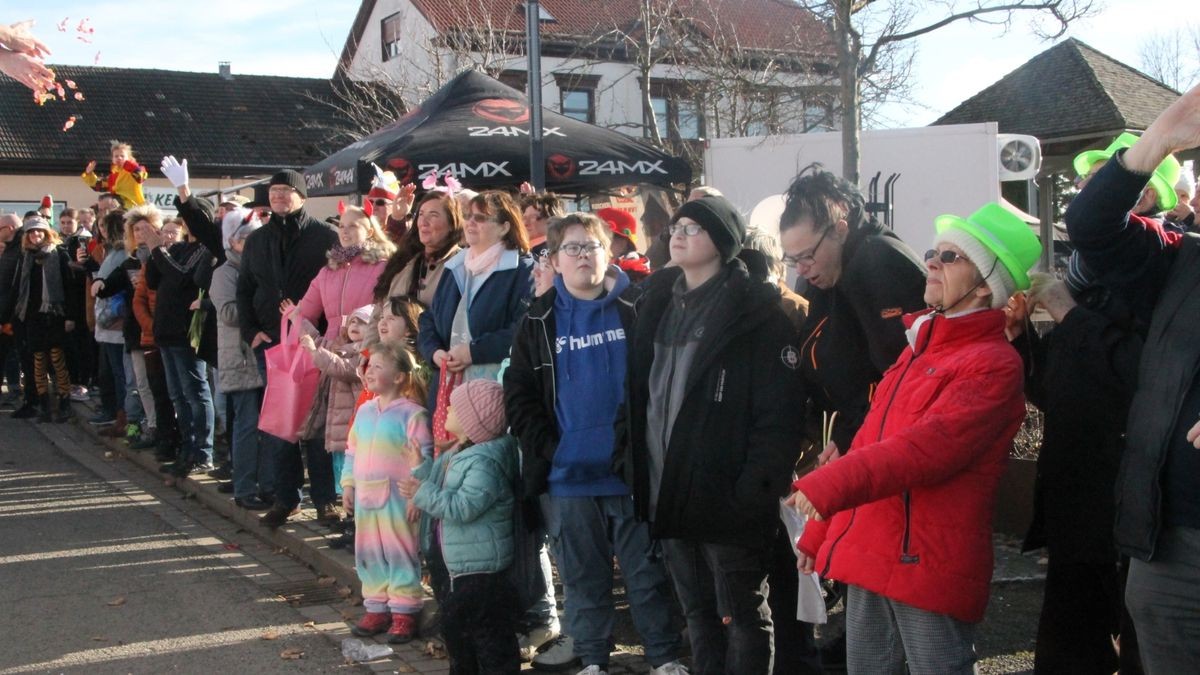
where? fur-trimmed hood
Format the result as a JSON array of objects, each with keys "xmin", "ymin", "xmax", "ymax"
[{"xmin": 325, "ymin": 238, "xmax": 393, "ymax": 270}]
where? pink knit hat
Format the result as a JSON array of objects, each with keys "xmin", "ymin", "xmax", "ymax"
[{"xmin": 449, "ymin": 379, "xmax": 506, "ymax": 443}]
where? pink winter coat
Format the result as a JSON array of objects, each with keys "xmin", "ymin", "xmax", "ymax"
[
  {"xmin": 311, "ymin": 341, "xmax": 364, "ymax": 453},
  {"xmin": 297, "ymin": 240, "xmax": 391, "ymax": 341}
]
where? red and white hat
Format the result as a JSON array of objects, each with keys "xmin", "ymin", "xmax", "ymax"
[
  {"xmin": 367, "ymin": 162, "xmax": 401, "ymax": 201},
  {"xmin": 597, "ymin": 207, "xmax": 638, "ymax": 246}
]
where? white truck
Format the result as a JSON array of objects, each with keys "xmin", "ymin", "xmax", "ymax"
[{"xmin": 703, "ymin": 122, "xmax": 1041, "ymax": 254}]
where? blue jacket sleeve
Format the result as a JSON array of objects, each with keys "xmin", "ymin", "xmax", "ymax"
[{"xmin": 468, "ymin": 260, "xmax": 533, "ymax": 365}]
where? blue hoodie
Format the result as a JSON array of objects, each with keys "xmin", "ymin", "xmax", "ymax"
[{"xmin": 548, "ymin": 269, "xmax": 631, "ymax": 496}]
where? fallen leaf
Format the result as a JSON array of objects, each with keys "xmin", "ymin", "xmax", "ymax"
[
  {"xmin": 339, "ymin": 609, "xmax": 356, "ymax": 621},
  {"xmin": 222, "ymin": 543, "xmax": 240, "ymax": 551},
  {"xmin": 90, "ymin": 636, "xmax": 107, "ymax": 642},
  {"xmin": 260, "ymin": 630, "xmax": 279, "ymax": 641},
  {"xmin": 302, "ymin": 621, "xmax": 315, "ymax": 629},
  {"xmin": 106, "ymin": 596, "xmax": 125, "ymax": 607},
  {"xmin": 280, "ymin": 647, "xmax": 305, "ymax": 660},
  {"xmin": 336, "ymin": 586, "xmax": 353, "ymax": 598},
  {"xmin": 395, "ymin": 665, "xmax": 416, "ymax": 673},
  {"xmin": 317, "ymin": 576, "xmax": 336, "ymax": 586},
  {"xmin": 423, "ymin": 641, "xmax": 447, "ymax": 659}
]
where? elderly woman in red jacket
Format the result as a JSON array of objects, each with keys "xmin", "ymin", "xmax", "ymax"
[{"xmin": 788, "ymin": 202, "xmax": 1041, "ymax": 675}]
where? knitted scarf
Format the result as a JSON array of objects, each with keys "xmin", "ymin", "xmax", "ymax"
[
  {"xmin": 464, "ymin": 241, "xmax": 504, "ymax": 276},
  {"xmin": 14, "ymin": 245, "xmax": 66, "ymax": 320}
]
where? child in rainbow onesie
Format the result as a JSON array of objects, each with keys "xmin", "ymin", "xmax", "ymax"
[
  {"xmin": 80, "ymin": 140, "xmax": 148, "ymax": 206},
  {"xmin": 343, "ymin": 341, "xmax": 433, "ymax": 643}
]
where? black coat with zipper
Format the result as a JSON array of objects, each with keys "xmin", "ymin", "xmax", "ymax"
[
  {"xmin": 145, "ymin": 241, "xmax": 212, "ymax": 348},
  {"xmin": 235, "ymin": 208, "xmax": 337, "ymax": 345},
  {"xmin": 504, "ymin": 281, "xmax": 640, "ymax": 499},
  {"xmin": 799, "ymin": 220, "xmax": 926, "ymax": 451},
  {"xmin": 621, "ymin": 261, "xmax": 806, "ymax": 549}
]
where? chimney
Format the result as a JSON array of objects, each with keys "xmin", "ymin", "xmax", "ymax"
[{"xmin": 219, "ymin": 61, "xmax": 232, "ymax": 80}]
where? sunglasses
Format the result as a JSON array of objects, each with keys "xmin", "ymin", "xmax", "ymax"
[
  {"xmin": 372, "ymin": 199, "xmax": 392, "ymax": 207},
  {"xmin": 924, "ymin": 249, "xmax": 970, "ymax": 264}
]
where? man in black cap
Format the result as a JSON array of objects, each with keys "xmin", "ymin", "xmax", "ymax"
[
  {"xmin": 235, "ymin": 169, "xmax": 340, "ymax": 528},
  {"xmin": 620, "ymin": 195, "xmax": 804, "ymax": 674}
]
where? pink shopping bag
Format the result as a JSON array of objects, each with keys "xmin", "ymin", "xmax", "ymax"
[{"xmin": 258, "ymin": 315, "xmax": 320, "ymax": 443}]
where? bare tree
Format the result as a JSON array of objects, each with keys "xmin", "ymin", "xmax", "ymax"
[
  {"xmin": 798, "ymin": 0, "xmax": 1095, "ymax": 183},
  {"xmin": 1139, "ymin": 25, "xmax": 1200, "ymax": 92}
]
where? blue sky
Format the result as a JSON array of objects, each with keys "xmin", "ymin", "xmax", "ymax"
[{"xmin": 9, "ymin": 0, "xmax": 1188, "ymax": 128}]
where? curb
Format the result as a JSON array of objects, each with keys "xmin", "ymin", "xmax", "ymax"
[{"xmin": 69, "ymin": 400, "xmax": 363, "ymax": 592}]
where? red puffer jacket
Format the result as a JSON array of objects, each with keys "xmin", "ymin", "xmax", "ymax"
[{"xmin": 795, "ymin": 308, "xmax": 1025, "ymax": 623}]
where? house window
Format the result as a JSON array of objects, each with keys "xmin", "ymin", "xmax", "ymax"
[
  {"xmin": 560, "ymin": 89, "xmax": 593, "ymax": 123},
  {"xmin": 645, "ymin": 81, "xmax": 703, "ymax": 142},
  {"xmin": 381, "ymin": 12, "xmax": 402, "ymax": 62}
]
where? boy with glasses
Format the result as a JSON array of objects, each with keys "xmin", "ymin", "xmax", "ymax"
[{"xmin": 506, "ymin": 213, "xmax": 686, "ymax": 675}]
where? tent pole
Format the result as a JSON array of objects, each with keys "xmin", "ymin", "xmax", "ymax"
[{"xmin": 526, "ymin": 0, "xmax": 546, "ymax": 191}]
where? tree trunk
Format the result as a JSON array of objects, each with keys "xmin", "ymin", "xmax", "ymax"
[{"xmin": 833, "ymin": 0, "xmax": 860, "ymax": 184}]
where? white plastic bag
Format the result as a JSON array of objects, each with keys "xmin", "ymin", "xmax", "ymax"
[{"xmin": 779, "ymin": 498, "xmax": 828, "ymax": 624}]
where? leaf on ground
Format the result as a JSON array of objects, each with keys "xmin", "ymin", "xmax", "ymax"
[
  {"xmin": 316, "ymin": 576, "xmax": 336, "ymax": 586},
  {"xmin": 337, "ymin": 586, "xmax": 353, "ymax": 598},
  {"xmin": 90, "ymin": 636, "xmax": 107, "ymax": 642},
  {"xmin": 222, "ymin": 543, "xmax": 240, "ymax": 551},
  {"xmin": 280, "ymin": 647, "xmax": 305, "ymax": 660},
  {"xmin": 423, "ymin": 641, "xmax": 447, "ymax": 659},
  {"xmin": 339, "ymin": 608, "xmax": 357, "ymax": 621},
  {"xmin": 302, "ymin": 621, "xmax": 315, "ymax": 629},
  {"xmin": 395, "ymin": 664, "xmax": 416, "ymax": 673},
  {"xmin": 106, "ymin": 596, "xmax": 126, "ymax": 607},
  {"xmin": 260, "ymin": 630, "xmax": 280, "ymax": 641}
]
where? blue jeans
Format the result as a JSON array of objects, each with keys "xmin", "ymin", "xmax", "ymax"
[
  {"xmin": 99, "ymin": 342, "xmax": 126, "ymax": 416},
  {"xmin": 228, "ymin": 387, "xmax": 273, "ymax": 499},
  {"xmin": 661, "ymin": 538, "xmax": 774, "ymax": 675},
  {"xmin": 543, "ymin": 494, "xmax": 681, "ymax": 668},
  {"xmin": 160, "ymin": 344, "xmax": 214, "ymax": 465}
]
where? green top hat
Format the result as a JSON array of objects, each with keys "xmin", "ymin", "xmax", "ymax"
[
  {"xmin": 1073, "ymin": 132, "xmax": 1181, "ymax": 212},
  {"xmin": 934, "ymin": 202, "xmax": 1042, "ymax": 292}
]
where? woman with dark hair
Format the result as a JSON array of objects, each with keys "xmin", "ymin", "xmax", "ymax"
[
  {"xmin": 417, "ymin": 190, "xmax": 532, "ymax": 406},
  {"xmin": 375, "ymin": 190, "xmax": 464, "ymax": 309},
  {"xmin": 87, "ymin": 210, "xmax": 130, "ymax": 428},
  {"xmin": 780, "ymin": 164, "xmax": 927, "ymax": 464}
]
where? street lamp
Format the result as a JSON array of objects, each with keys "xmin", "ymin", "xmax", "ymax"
[{"xmin": 524, "ymin": 0, "xmax": 554, "ymax": 191}]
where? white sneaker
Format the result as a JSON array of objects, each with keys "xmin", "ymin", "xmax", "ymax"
[
  {"xmin": 518, "ymin": 620, "xmax": 561, "ymax": 661},
  {"xmin": 650, "ymin": 660, "xmax": 690, "ymax": 675},
  {"xmin": 576, "ymin": 666, "xmax": 607, "ymax": 675},
  {"xmin": 532, "ymin": 634, "xmax": 580, "ymax": 671}
]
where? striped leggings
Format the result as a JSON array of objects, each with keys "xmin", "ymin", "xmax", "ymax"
[{"xmin": 33, "ymin": 348, "xmax": 70, "ymax": 397}]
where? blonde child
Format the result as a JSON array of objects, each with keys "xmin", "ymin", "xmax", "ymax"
[
  {"xmin": 81, "ymin": 140, "xmax": 148, "ymax": 206},
  {"xmin": 350, "ymin": 295, "xmax": 423, "ymax": 418},
  {"xmin": 344, "ymin": 341, "xmax": 432, "ymax": 643},
  {"xmin": 399, "ymin": 379, "xmax": 521, "ymax": 674},
  {"xmin": 298, "ymin": 303, "xmax": 374, "ymax": 495}
]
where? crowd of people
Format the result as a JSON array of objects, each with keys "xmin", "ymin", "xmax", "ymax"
[{"xmin": 4, "ymin": 79, "xmax": 1200, "ymax": 674}]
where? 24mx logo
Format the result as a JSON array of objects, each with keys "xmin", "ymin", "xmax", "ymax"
[
  {"xmin": 417, "ymin": 162, "xmax": 512, "ymax": 179},
  {"xmin": 467, "ymin": 126, "xmax": 566, "ymax": 138},
  {"xmin": 578, "ymin": 160, "xmax": 667, "ymax": 176}
]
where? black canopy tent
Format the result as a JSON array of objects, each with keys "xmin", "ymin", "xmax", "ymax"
[{"xmin": 303, "ymin": 70, "xmax": 692, "ymax": 197}]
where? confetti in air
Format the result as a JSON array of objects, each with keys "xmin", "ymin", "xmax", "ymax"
[{"xmin": 63, "ymin": 116, "xmax": 76, "ymax": 131}]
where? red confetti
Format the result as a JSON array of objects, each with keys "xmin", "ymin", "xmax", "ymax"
[
  {"xmin": 222, "ymin": 543, "xmax": 241, "ymax": 551},
  {"xmin": 55, "ymin": 84, "xmax": 65, "ymax": 98},
  {"xmin": 62, "ymin": 116, "xmax": 76, "ymax": 132},
  {"xmin": 64, "ymin": 79, "xmax": 76, "ymax": 89},
  {"xmin": 74, "ymin": 92, "xmax": 85, "ymax": 101},
  {"xmin": 57, "ymin": 17, "xmax": 69, "ymax": 32},
  {"xmin": 76, "ymin": 18, "xmax": 94, "ymax": 34},
  {"xmin": 76, "ymin": 35, "xmax": 92, "ymax": 44}
]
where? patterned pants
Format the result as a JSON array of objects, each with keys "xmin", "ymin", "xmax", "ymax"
[
  {"xmin": 845, "ymin": 585, "xmax": 977, "ymax": 675},
  {"xmin": 33, "ymin": 348, "xmax": 69, "ymax": 397},
  {"xmin": 355, "ymin": 495, "xmax": 423, "ymax": 615}
]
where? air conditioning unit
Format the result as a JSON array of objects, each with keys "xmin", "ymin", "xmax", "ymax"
[{"xmin": 997, "ymin": 134, "xmax": 1041, "ymax": 181}]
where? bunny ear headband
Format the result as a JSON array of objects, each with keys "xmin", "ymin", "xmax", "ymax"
[
  {"xmin": 422, "ymin": 171, "xmax": 462, "ymax": 196},
  {"xmin": 337, "ymin": 200, "xmax": 376, "ymax": 218}
]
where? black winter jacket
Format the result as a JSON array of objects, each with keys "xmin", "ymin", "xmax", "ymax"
[
  {"xmin": 1017, "ymin": 291, "xmax": 1143, "ymax": 564},
  {"xmin": 504, "ymin": 280, "xmax": 640, "ymax": 499},
  {"xmin": 799, "ymin": 220, "xmax": 926, "ymax": 451},
  {"xmin": 145, "ymin": 241, "xmax": 212, "ymax": 348},
  {"xmin": 235, "ymin": 209, "xmax": 337, "ymax": 344},
  {"xmin": 621, "ymin": 261, "xmax": 805, "ymax": 549},
  {"xmin": 1065, "ymin": 150, "xmax": 1200, "ymax": 561}
]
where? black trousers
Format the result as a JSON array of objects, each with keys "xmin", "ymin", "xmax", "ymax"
[
  {"xmin": 440, "ymin": 568, "xmax": 521, "ymax": 675},
  {"xmin": 1034, "ymin": 557, "xmax": 1142, "ymax": 674},
  {"xmin": 766, "ymin": 528, "xmax": 823, "ymax": 675}
]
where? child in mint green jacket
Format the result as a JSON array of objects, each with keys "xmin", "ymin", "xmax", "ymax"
[{"xmin": 400, "ymin": 379, "xmax": 520, "ymax": 675}]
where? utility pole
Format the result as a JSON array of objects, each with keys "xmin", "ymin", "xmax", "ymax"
[{"xmin": 525, "ymin": 0, "xmax": 545, "ymax": 190}]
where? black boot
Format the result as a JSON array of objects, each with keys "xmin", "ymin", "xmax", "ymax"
[
  {"xmin": 37, "ymin": 394, "xmax": 52, "ymax": 423},
  {"xmin": 53, "ymin": 395, "xmax": 72, "ymax": 423}
]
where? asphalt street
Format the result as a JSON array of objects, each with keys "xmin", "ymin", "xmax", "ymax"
[{"xmin": 0, "ymin": 413, "xmax": 361, "ymax": 674}]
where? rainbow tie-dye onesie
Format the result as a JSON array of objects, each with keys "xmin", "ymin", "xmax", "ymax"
[{"xmin": 344, "ymin": 397, "xmax": 433, "ymax": 615}]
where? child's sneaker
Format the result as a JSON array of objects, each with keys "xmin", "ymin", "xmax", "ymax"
[
  {"xmin": 351, "ymin": 611, "xmax": 390, "ymax": 637},
  {"xmin": 387, "ymin": 612, "xmax": 416, "ymax": 644}
]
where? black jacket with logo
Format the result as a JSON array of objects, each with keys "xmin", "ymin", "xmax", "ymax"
[
  {"xmin": 621, "ymin": 261, "xmax": 805, "ymax": 548},
  {"xmin": 799, "ymin": 221, "xmax": 926, "ymax": 451}
]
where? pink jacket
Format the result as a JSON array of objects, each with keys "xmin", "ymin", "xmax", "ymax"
[{"xmin": 297, "ymin": 240, "xmax": 390, "ymax": 341}]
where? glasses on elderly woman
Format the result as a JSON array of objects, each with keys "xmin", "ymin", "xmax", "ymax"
[{"xmin": 923, "ymin": 249, "xmax": 970, "ymax": 265}]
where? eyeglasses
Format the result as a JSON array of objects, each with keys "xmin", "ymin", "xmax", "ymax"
[
  {"xmin": 467, "ymin": 213, "xmax": 499, "ymax": 224},
  {"xmin": 923, "ymin": 249, "xmax": 970, "ymax": 265},
  {"xmin": 668, "ymin": 222, "xmax": 703, "ymax": 237},
  {"xmin": 371, "ymin": 199, "xmax": 392, "ymax": 207},
  {"xmin": 782, "ymin": 227, "xmax": 830, "ymax": 267},
  {"xmin": 555, "ymin": 242, "xmax": 604, "ymax": 258}
]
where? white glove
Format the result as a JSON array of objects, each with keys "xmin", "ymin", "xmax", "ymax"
[{"xmin": 160, "ymin": 155, "xmax": 189, "ymax": 188}]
